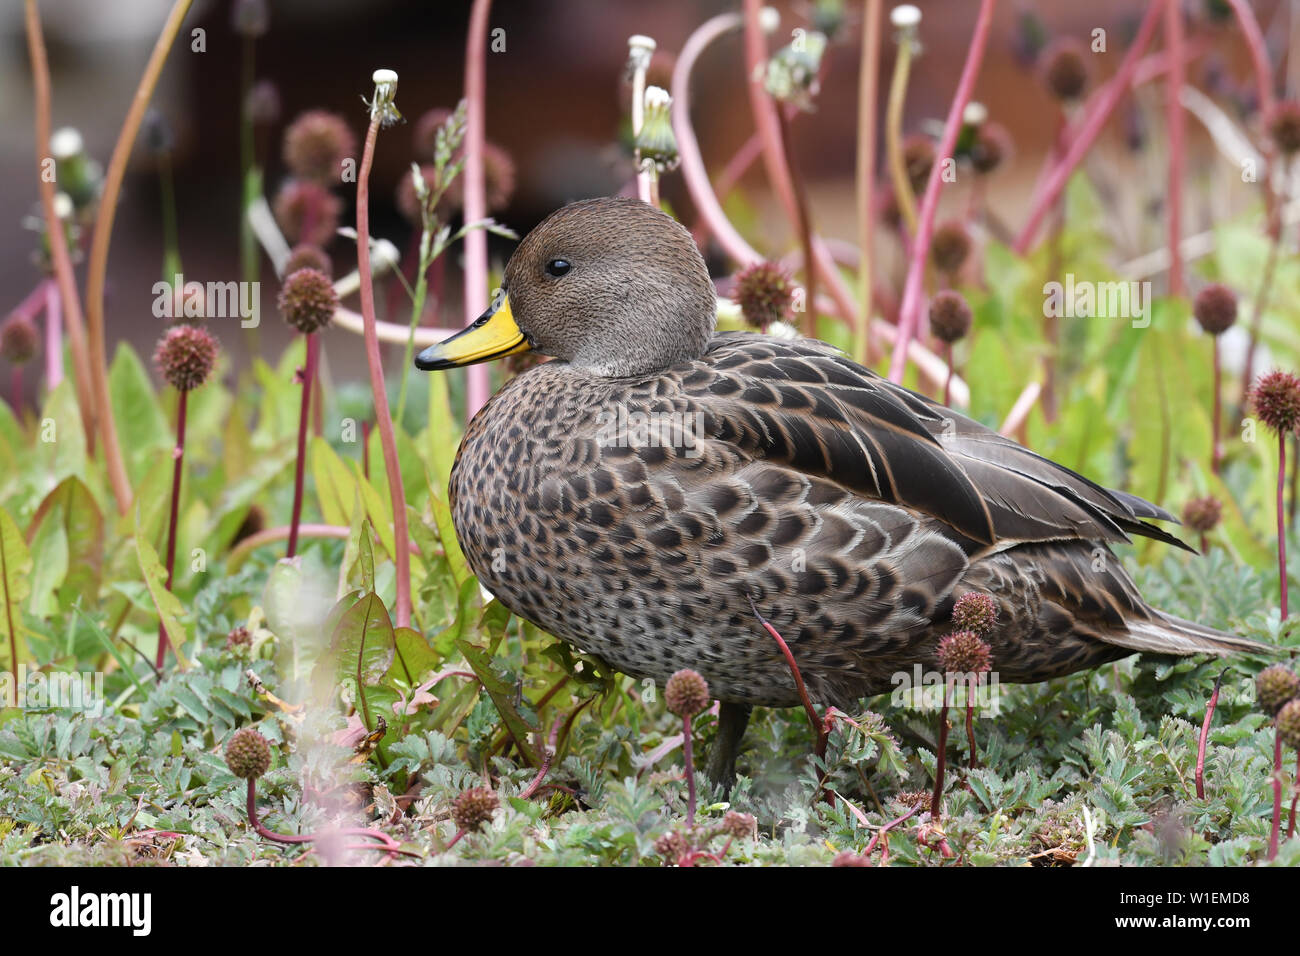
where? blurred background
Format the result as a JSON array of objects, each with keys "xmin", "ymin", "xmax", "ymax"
[{"xmin": 0, "ymin": 0, "xmax": 1290, "ymax": 391}]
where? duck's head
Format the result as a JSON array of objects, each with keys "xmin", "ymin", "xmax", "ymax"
[{"xmin": 415, "ymin": 196, "xmax": 716, "ymax": 378}]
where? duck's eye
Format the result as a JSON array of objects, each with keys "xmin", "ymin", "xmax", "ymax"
[{"xmin": 545, "ymin": 259, "xmax": 571, "ymax": 278}]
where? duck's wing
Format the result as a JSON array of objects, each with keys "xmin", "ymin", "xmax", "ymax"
[{"xmin": 682, "ymin": 333, "xmax": 1188, "ymax": 556}]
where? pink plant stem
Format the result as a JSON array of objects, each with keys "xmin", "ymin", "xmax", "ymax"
[
  {"xmin": 1164, "ymin": 0, "xmax": 1185, "ymax": 297},
  {"xmin": 462, "ymin": 0, "xmax": 493, "ymax": 420},
  {"xmin": 519, "ymin": 714, "xmax": 565, "ymax": 801},
  {"xmin": 672, "ymin": 12, "xmax": 764, "ymax": 268},
  {"xmin": 24, "ymin": 0, "xmax": 96, "ymax": 453},
  {"xmin": 943, "ymin": 343, "xmax": 953, "ymax": 407},
  {"xmin": 739, "ymin": 0, "xmax": 862, "ymax": 336},
  {"xmin": 9, "ymin": 368, "xmax": 21, "ymax": 414},
  {"xmin": 1224, "ymin": 0, "xmax": 1276, "ymax": 213},
  {"xmin": 44, "ymin": 279, "xmax": 62, "ymax": 388},
  {"xmin": 286, "ymin": 332, "xmax": 318, "ymax": 558},
  {"xmin": 746, "ymin": 595, "xmax": 827, "ymax": 757},
  {"xmin": 887, "ymin": 0, "xmax": 997, "ymax": 383},
  {"xmin": 856, "ymin": 0, "xmax": 882, "ymax": 363},
  {"xmin": 862, "ymin": 801, "xmax": 921, "ymax": 857},
  {"xmin": 682, "ymin": 712, "xmax": 698, "ymax": 827},
  {"xmin": 1013, "ymin": 0, "xmax": 1165, "ymax": 255},
  {"xmin": 1269, "ymin": 729, "xmax": 1283, "ymax": 860},
  {"xmin": 156, "ymin": 387, "xmax": 187, "ymax": 668},
  {"xmin": 1211, "ymin": 338, "xmax": 1223, "ymax": 474},
  {"xmin": 1195, "ymin": 671, "xmax": 1223, "ymax": 800},
  {"xmin": 1289, "ymin": 752, "xmax": 1299, "ymax": 840},
  {"xmin": 965, "ymin": 681, "xmax": 979, "ymax": 769},
  {"xmin": 930, "ymin": 691, "xmax": 950, "ymax": 820},
  {"xmin": 357, "ymin": 109, "xmax": 412, "ymax": 629},
  {"xmin": 1278, "ymin": 431, "xmax": 1289, "ymax": 621}
]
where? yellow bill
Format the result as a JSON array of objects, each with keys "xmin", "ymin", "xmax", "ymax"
[{"xmin": 415, "ymin": 293, "xmax": 532, "ymax": 370}]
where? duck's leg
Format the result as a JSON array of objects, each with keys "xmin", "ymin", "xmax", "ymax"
[{"xmin": 705, "ymin": 701, "xmax": 752, "ymax": 791}]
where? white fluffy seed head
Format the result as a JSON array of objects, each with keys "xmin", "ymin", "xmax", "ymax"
[
  {"xmin": 50, "ymin": 127, "xmax": 84, "ymax": 159},
  {"xmin": 963, "ymin": 101, "xmax": 988, "ymax": 126},
  {"xmin": 891, "ymin": 4, "xmax": 922, "ymax": 29},
  {"xmin": 372, "ymin": 68, "xmax": 399, "ymax": 86}
]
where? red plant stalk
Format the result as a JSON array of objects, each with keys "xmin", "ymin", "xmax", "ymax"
[
  {"xmin": 24, "ymin": 0, "xmax": 96, "ymax": 451},
  {"xmin": 887, "ymin": 0, "xmax": 997, "ymax": 383},
  {"xmin": 1211, "ymin": 339, "xmax": 1223, "ymax": 474},
  {"xmin": 286, "ymin": 333, "xmax": 319, "ymax": 558},
  {"xmin": 1195, "ymin": 671, "xmax": 1224, "ymax": 800},
  {"xmin": 747, "ymin": 596, "xmax": 827, "ymax": 757},
  {"xmin": 1223, "ymin": 0, "xmax": 1276, "ymax": 220},
  {"xmin": 775, "ymin": 111, "xmax": 816, "ymax": 336},
  {"xmin": 738, "ymin": 0, "xmax": 862, "ymax": 339},
  {"xmin": 83, "ymin": 0, "xmax": 194, "ymax": 516},
  {"xmin": 156, "ymin": 388, "xmax": 187, "ymax": 668},
  {"xmin": 9, "ymin": 368, "xmax": 21, "ymax": 415},
  {"xmin": 1277, "ymin": 431, "xmax": 1289, "ymax": 622},
  {"xmin": 1164, "ymin": 0, "xmax": 1184, "ymax": 297},
  {"xmin": 855, "ymin": 0, "xmax": 882, "ymax": 364},
  {"xmin": 682, "ymin": 712, "xmax": 698, "ymax": 827},
  {"xmin": 245, "ymin": 780, "xmax": 410, "ymax": 856},
  {"xmin": 1289, "ymin": 752, "xmax": 1299, "ymax": 840},
  {"xmin": 44, "ymin": 279, "xmax": 62, "ymax": 389},
  {"xmin": 672, "ymin": 12, "xmax": 764, "ymax": 268},
  {"xmin": 930, "ymin": 685, "xmax": 951, "ymax": 820},
  {"xmin": 1269, "ymin": 730, "xmax": 1283, "ymax": 860},
  {"xmin": 462, "ymin": 0, "xmax": 493, "ymax": 419},
  {"xmin": 862, "ymin": 801, "xmax": 922, "ymax": 858},
  {"xmin": 1012, "ymin": 0, "xmax": 1166, "ymax": 255},
  {"xmin": 357, "ymin": 76, "xmax": 412, "ymax": 629},
  {"xmin": 965, "ymin": 680, "xmax": 979, "ymax": 769},
  {"xmin": 943, "ymin": 342, "xmax": 954, "ymax": 408}
]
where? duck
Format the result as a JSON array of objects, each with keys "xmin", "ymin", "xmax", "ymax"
[{"xmin": 416, "ymin": 196, "xmax": 1260, "ymax": 786}]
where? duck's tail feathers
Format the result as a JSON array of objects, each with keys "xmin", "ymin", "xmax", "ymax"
[{"xmin": 1103, "ymin": 613, "xmax": 1271, "ymax": 657}]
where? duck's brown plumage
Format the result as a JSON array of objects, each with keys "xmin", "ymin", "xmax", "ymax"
[
  {"xmin": 423, "ymin": 196, "xmax": 1258, "ymax": 719},
  {"xmin": 449, "ymin": 331, "xmax": 1255, "ymax": 709}
]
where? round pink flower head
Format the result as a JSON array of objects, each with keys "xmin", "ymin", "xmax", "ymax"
[
  {"xmin": 1181, "ymin": 495, "xmax": 1222, "ymax": 535},
  {"xmin": 665, "ymin": 668, "xmax": 710, "ymax": 717},
  {"xmin": 282, "ymin": 110, "xmax": 356, "ymax": 184},
  {"xmin": 451, "ymin": 786, "xmax": 499, "ymax": 833},
  {"xmin": 936, "ymin": 629, "xmax": 992, "ymax": 675},
  {"xmin": 225, "ymin": 728, "xmax": 271, "ymax": 780},
  {"xmin": 733, "ymin": 261, "xmax": 795, "ymax": 331},
  {"xmin": 1266, "ymin": 100, "xmax": 1300, "ymax": 155},
  {"xmin": 0, "ymin": 314, "xmax": 40, "ymax": 365},
  {"xmin": 273, "ymin": 179, "xmax": 342, "ymax": 247},
  {"xmin": 1042, "ymin": 38, "xmax": 1089, "ymax": 101},
  {"xmin": 278, "ymin": 268, "xmax": 338, "ymax": 335},
  {"xmin": 1256, "ymin": 664, "xmax": 1300, "ymax": 717},
  {"xmin": 930, "ymin": 221, "xmax": 971, "ymax": 275},
  {"xmin": 1193, "ymin": 283, "xmax": 1237, "ymax": 336},
  {"xmin": 950, "ymin": 591, "xmax": 997, "ymax": 636},
  {"xmin": 1250, "ymin": 369, "xmax": 1300, "ymax": 435},
  {"xmin": 929, "ymin": 290, "xmax": 973, "ymax": 344},
  {"xmin": 154, "ymin": 323, "xmax": 218, "ymax": 392}
]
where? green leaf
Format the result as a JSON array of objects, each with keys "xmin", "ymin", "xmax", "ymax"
[
  {"xmin": 133, "ymin": 515, "xmax": 190, "ymax": 670},
  {"xmin": 457, "ymin": 638, "xmax": 539, "ymax": 766},
  {"xmin": 109, "ymin": 342, "xmax": 171, "ymax": 485},
  {"xmin": 328, "ymin": 592, "xmax": 396, "ymax": 731},
  {"xmin": 0, "ymin": 506, "xmax": 33, "ymax": 692},
  {"xmin": 25, "ymin": 476, "xmax": 103, "ymax": 609}
]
